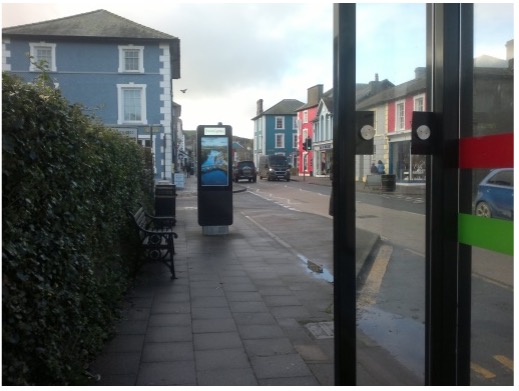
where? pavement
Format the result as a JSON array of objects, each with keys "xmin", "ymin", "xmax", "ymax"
[
  {"xmin": 88, "ymin": 175, "xmax": 421, "ymax": 386},
  {"xmin": 291, "ymin": 174, "xmax": 426, "ymax": 196}
]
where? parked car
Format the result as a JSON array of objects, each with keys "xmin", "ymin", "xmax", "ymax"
[
  {"xmin": 474, "ymin": 168, "xmax": 513, "ymax": 220},
  {"xmin": 233, "ymin": 160, "xmax": 257, "ymax": 183}
]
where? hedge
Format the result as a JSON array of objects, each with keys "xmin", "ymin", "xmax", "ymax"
[{"xmin": 2, "ymin": 72, "xmax": 154, "ymax": 385}]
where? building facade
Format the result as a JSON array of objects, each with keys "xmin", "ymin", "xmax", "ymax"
[
  {"xmin": 311, "ymin": 75, "xmax": 394, "ymax": 180},
  {"xmin": 2, "ymin": 9, "xmax": 181, "ymax": 182},
  {"xmin": 252, "ymin": 98, "xmax": 304, "ymax": 168},
  {"xmin": 295, "ymin": 85, "xmax": 323, "ymax": 176},
  {"xmin": 313, "ymin": 88, "xmax": 334, "ymax": 176},
  {"xmin": 357, "ymin": 68, "xmax": 427, "ymax": 183}
]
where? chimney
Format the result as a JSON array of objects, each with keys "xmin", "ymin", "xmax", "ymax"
[
  {"xmin": 505, "ymin": 39, "xmax": 514, "ymax": 61},
  {"xmin": 256, "ymin": 99, "xmax": 263, "ymax": 116},
  {"xmin": 415, "ymin": 67, "xmax": 426, "ymax": 79},
  {"xmin": 307, "ymin": 84, "xmax": 323, "ymax": 106},
  {"xmin": 506, "ymin": 39, "xmax": 514, "ymax": 70}
]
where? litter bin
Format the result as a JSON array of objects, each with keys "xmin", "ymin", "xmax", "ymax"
[
  {"xmin": 155, "ymin": 181, "xmax": 176, "ymax": 217},
  {"xmin": 381, "ymin": 174, "xmax": 396, "ymax": 192}
]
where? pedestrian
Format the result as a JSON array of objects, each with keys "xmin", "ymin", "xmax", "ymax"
[
  {"xmin": 370, "ymin": 162, "xmax": 378, "ymax": 174},
  {"xmin": 377, "ymin": 160, "xmax": 385, "ymax": 174}
]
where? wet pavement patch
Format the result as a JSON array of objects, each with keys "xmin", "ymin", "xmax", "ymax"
[{"xmin": 305, "ymin": 322, "xmax": 334, "ymax": 339}]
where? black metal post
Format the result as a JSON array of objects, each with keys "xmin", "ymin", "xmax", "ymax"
[
  {"xmin": 425, "ymin": 3, "xmax": 470, "ymax": 385},
  {"xmin": 457, "ymin": 4, "xmax": 474, "ymax": 385},
  {"xmin": 333, "ymin": 3, "xmax": 357, "ymax": 386}
]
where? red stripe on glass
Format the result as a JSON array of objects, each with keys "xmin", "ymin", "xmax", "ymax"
[{"xmin": 459, "ymin": 133, "xmax": 513, "ymax": 169}]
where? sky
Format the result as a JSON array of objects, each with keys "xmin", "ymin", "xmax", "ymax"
[{"xmin": 1, "ymin": 2, "xmax": 515, "ymax": 138}]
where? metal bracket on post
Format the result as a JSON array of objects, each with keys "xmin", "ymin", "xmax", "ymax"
[
  {"xmin": 355, "ymin": 111, "xmax": 375, "ymax": 155},
  {"xmin": 412, "ymin": 111, "xmax": 437, "ymax": 155}
]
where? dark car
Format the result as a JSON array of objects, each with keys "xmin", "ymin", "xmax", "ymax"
[
  {"xmin": 233, "ymin": 160, "xmax": 257, "ymax": 183},
  {"xmin": 474, "ymin": 168, "xmax": 513, "ymax": 220}
]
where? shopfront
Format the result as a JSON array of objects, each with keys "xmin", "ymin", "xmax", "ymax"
[
  {"xmin": 314, "ymin": 143, "xmax": 333, "ymax": 176},
  {"xmin": 389, "ymin": 138, "xmax": 427, "ymax": 182}
]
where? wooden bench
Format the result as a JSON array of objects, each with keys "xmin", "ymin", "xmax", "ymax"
[
  {"xmin": 364, "ymin": 174, "xmax": 382, "ymax": 191},
  {"xmin": 138, "ymin": 202, "xmax": 176, "ymax": 228},
  {"xmin": 127, "ymin": 206, "xmax": 178, "ymax": 279}
]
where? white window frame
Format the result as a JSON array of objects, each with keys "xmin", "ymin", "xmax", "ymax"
[
  {"xmin": 118, "ymin": 45, "xmax": 145, "ymax": 73},
  {"xmin": 396, "ymin": 100, "xmax": 405, "ymax": 131},
  {"xmin": 29, "ymin": 42, "xmax": 57, "ymax": 72},
  {"xmin": 275, "ymin": 116, "xmax": 285, "ymax": 130},
  {"xmin": 275, "ymin": 133, "xmax": 285, "ymax": 149},
  {"xmin": 414, "ymin": 94, "xmax": 425, "ymax": 112},
  {"xmin": 292, "ymin": 133, "xmax": 298, "ymax": 149},
  {"xmin": 117, "ymin": 83, "xmax": 147, "ymax": 125},
  {"xmin": 317, "ymin": 117, "xmax": 323, "ymax": 142},
  {"xmin": 303, "ymin": 110, "xmax": 308, "ymax": 123},
  {"xmin": 292, "ymin": 116, "xmax": 298, "ymax": 130},
  {"xmin": 326, "ymin": 113, "xmax": 332, "ymax": 141},
  {"xmin": 138, "ymin": 138, "xmax": 152, "ymax": 148}
]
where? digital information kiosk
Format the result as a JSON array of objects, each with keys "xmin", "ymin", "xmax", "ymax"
[{"xmin": 197, "ymin": 124, "xmax": 233, "ymax": 234}]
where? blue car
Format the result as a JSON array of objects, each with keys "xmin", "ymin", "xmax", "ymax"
[{"xmin": 474, "ymin": 168, "xmax": 514, "ymax": 220}]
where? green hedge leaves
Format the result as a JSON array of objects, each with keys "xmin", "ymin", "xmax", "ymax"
[{"xmin": 2, "ymin": 72, "xmax": 154, "ymax": 385}]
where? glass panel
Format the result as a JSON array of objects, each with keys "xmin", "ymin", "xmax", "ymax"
[
  {"xmin": 355, "ymin": 4, "xmax": 426, "ymax": 385},
  {"xmin": 36, "ymin": 47, "xmax": 52, "ymax": 67},
  {"xmin": 124, "ymin": 88, "xmax": 141, "ymax": 121},
  {"xmin": 124, "ymin": 49, "xmax": 139, "ymax": 71},
  {"xmin": 470, "ymin": 4, "xmax": 513, "ymax": 386}
]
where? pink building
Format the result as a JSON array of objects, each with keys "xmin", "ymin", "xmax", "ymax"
[{"xmin": 295, "ymin": 85, "xmax": 323, "ymax": 176}]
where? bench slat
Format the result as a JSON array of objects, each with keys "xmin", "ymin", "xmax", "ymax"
[{"xmin": 128, "ymin": 206, "xmax": 178, "ymax": 280}]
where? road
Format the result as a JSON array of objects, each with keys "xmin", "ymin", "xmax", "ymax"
[{"xmin": 233, "ymin": 177, "xmax": 513, "ymax": 386}]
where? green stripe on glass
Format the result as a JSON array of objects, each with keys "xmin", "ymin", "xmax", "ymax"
[{"xmin": 458, "ymin": 213, "xmax": 513, "ymax": 256}]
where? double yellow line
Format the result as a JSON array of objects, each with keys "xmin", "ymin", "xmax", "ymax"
[{"xmin": 471, "ymin": 355, "xmax": 514, "ymax": 380}]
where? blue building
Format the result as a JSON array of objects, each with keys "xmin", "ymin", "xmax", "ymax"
[
  {"xmin": 2, "ymin": 9, "xmax": 181, "ymax": 182},
  {"xmin": 252, "ymin": 98, "xmax": 304, "ymax": 168}
]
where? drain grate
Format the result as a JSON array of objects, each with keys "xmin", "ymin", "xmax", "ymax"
[{"xmin": 305, "ymin": 321, "xmax": 334, "ymax": 339}]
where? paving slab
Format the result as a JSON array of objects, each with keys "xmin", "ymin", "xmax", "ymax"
[{"xmin": 88, "ymin": 175, "xmax": 420, "ymax": 386}]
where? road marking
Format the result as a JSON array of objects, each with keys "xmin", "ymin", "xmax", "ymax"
[
  {"xmin": 358, "ymin": 244, "xmax": 392, "ymax": 307},
  {"xmin": 472, "ymin": 273, "xmax": 513, "ymax": 292},
  {"xmin": 471, "ymin": 362, "xmax": 496, "ymax": 379},
  {"xmin": 494, "ymin": 355, "xmax": 513, "ymax": 372},
  {"xmin": 405, "ymin": 248, "xmax": 425, "ymax": 257},
  {"xmin": 241, "ymin": 212, "xmax": 333, "ymax": 283},
  {"xmin": 250, "ymin": 188, "xmax": 301, "ymax": 206}
]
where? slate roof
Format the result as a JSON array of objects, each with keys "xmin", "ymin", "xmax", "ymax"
[
  {"xmin": 3, "ymin": 9, "xmax": 181, "ymax": 78},
  {"xmin": 251, "ymin": 99, "xmax": 304, "ymax": 120},
  {"xmin": 2, "ymin": 9, "xmax": 178, "ymax": 41},
  {"xmin": 321, "ymin": 88, "xmax": 334, "ymax": 112},
  {"xmin": 356, "ymin": 77, "xmax": 425, "ymax": 110}
]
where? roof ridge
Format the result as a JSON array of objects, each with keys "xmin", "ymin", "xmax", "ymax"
[
  {"xmin": 97, "ymin": 9, "xmax": 178, "ymax": 39},
  {"xmin": 3, "ymin": 9, "xmax": 104, "ymax": 30},
  {"xmin": 3, "ymin": 9, "xmax": 177, "ymax": 40}
]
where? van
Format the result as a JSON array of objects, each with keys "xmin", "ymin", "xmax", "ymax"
[{"xmin": 258, "ymin": 155, "xmax": 291, "ymax": 182}]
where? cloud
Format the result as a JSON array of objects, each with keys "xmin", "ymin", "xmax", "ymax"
[
  {"xmin": 152, "ymin": 4, "xmax": 332, "ymax": 96},
  {"xmin": 474, "ymin": 3, "xmax": 514, "ymax": 58},
  {"xmin": 2, "ymin": 2, "xmax": 515, "ymax": 137},
  {"xmin": 127, "ymin": 3, "xmax": 335, "ymax": 136},
  {"xmin": 2, "ymin": 3, "xmax": 335, "ymax": 137}
]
